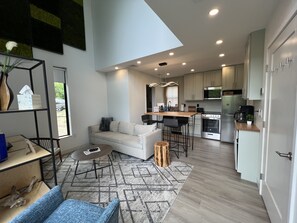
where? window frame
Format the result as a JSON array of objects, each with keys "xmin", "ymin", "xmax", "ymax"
[{"xmin": 53, "ymin": 66, "xmax": 71, "ymax": 138}]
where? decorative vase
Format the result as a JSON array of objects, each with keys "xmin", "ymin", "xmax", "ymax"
[
  {"xmin": 247, "ymin": 121, "xmax": 252, "ymax": 125},
  {"xmin": 0, "ymin": 72, "xmax": 14, "ymax": 111}
]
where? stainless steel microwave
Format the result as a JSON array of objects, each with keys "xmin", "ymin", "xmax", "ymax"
[{"xmin": 204, "ymin": 86, "xmax": 222, "ymax": 100}]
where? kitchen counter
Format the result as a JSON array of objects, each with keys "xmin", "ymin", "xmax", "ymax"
[
  {"xmin": 235, "ymin": 122, "xmax": 260, "ymax": 132},
  {"xmin": 235, "ymin": 122, "xmax": 260, "ymax": 183}
]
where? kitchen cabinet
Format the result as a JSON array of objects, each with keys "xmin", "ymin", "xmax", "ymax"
[
  {"xmin": 184, "ymin": 72, "xmax": 203, "ymax": 101},
  {"xmin": 235, "ymin": 122, "xmax": 260, "ymax": 183},
  {"xmin": 222, "ymin": 64, "xmax": 244, "ymax": 90},
  {"xmin": 203, "ymin": 69, "xmax": 222, "ymax": 87},
  {"xmin": 189, "ymin": 114, "xmax": 202, "ymax": 137},
  {"xmin": 243, "ymin": 29, "xmax": 265, "ymax": 100}
]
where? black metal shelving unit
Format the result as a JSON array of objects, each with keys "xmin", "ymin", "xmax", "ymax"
[{"xmin": 0, "ymin": 52, "xmax": 57, "ymax": 185}]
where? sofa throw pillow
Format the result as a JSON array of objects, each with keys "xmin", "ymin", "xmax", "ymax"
[
  {"xmin": 99, "ymin": 117, "xmax": 113, "ymax": 131},
  {"xmin": 119, "ymin": 121, "xmax": 135, "ymax": 135},
  {"xmin": 134, "ymin": 123, "xmax": 156, "ymax": 136},
  {"xmin": 110, "ymin": 121, "xmax": 120, "ymax": 132}
]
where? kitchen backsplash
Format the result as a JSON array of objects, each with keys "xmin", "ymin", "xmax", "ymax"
[{"xmin": 185, "ymin": 100, "xmax": 222, "ymax": 112}]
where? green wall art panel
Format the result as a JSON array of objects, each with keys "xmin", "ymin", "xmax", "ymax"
[
  {"xmin": 0, "ymin": 0, "xmax": 33, "ymax": 58},
  {"xmin": 30, "ymin": 0, "xmax": 63, "ymax": 54},
  {"xmin": 0, "ymin": 0, "xmax": 86, "ymax": 56},
  {"xmin": 60, "ymin": 0, "xmax": 86, "ymax": 50}
]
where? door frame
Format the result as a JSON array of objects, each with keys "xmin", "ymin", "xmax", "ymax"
[{"xmin": 262, "ymin": 12, "xmax": 297, "ymax": 222}]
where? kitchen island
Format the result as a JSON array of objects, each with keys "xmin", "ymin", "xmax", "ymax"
[
  {"xmin": 145, "ymin": 111, "xmax": 198, "ymax": 118},
  {"xmin": 145, "ymin": 111, "xmax": 198, "ymax": 156}
]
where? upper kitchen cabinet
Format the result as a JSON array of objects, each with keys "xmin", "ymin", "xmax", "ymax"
[
  {"xmin": 203, "ymin": 69, "xmax": 222, "ymax": 87},
  {"xmin": 222, "ymin": 64, "xmax": 244, "ymax": 90},
  {"xmin": 243, "ymin": 29, "xmax": 265, "ymax": 100},
  {"xmin": 184, "ymin": 72, "xmax": 204, "ymax": 101}
]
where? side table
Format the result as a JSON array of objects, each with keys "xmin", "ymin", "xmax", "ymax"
[{"xmin": 154, "ymin": 141, "xmax": 170, "ymax": 167}]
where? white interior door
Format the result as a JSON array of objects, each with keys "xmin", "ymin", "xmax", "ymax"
[{"xmin": 262, "ymin": 16, "xmax": 297, "ymax": 223}]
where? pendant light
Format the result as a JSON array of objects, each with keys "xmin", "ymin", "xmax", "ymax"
[{"xmin": 149, "ymin": 62, "xmax": 178, "ymax": 87}]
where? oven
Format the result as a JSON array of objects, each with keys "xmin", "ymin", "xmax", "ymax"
[{"xmin": 201, "ymin": 113, "xmax": 221, "ymax": 140}]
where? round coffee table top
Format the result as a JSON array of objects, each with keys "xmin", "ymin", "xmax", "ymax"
[{"xmin": 71, "ymin": 144, "xmax": 113, "ymax": 161}]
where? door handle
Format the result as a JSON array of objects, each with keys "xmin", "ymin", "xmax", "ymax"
[{"xmin": 275, "ymin": 151, "xmax": 292, "ymax": 161}]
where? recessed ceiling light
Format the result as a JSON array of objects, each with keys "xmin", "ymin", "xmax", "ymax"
[
  {"xmin": 166, "ymin": 73, "xmax": 170, "ymax": 76},
  {"xmin": 191, "ymin": 69, "xmax": 195, "ymax": 72},
  {"xmin": 137, "ymin": 60, "xmax": 141, "ymax": 64},
  {"xmin": 182, "ymin": 62, "xmax": 187, "ymax": 66},
  {"xmin": 221, "ymin": 64, "xmax": 226, "ymax": 67},
  {"xmin": 209, "ymin": 8, "xmax": 219, "ymax": 16},
  {"xmin": 154, "ymin": 68, "xmax": 158, "ymax": 71},
  {"xmin": 115, "ymin": 66, "xmax": 119, "ymax": 70},
  {"xmin": 169, "ymin": 52, "xmax": 174, "ymax": 56},
  {"xmin": 216, "ymin": 40, "xmax": 223, "ymax": 45},
  {"xmin": 219, "ymin": 53, "xmax": 225, "ymax": 57}
]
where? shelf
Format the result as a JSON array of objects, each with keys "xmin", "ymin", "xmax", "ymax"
[
  {"xmin": 0, "ymin": 52, "xmax": 44, "ymax": 71},
  {"xmin": 0, "ymin": 181, "xmax": 49, "ymax": 222},
  {"xmin": 0, "ymin": 135, "xmax": 51, "ymax": 172},
  {"xmin": 0, "ymin": 108, "xmax": 48, "ymax": 114}
]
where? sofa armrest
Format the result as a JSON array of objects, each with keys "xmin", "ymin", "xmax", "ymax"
[
  {"xmin": 10, "ymin": 186, "xmax": 64, "ymax": 223},
  {"xmin": 142, "ymin": 129, "xmax": 162, "ymax": 159},
  {"xmin": 88, "ymin": 125, "xmax": 100, "ymax": 135}
]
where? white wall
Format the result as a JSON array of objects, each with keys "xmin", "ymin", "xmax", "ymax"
[
  {"xmin": 91, "ymin": 0, "xmax": 182, "ymax": 70},
  {"xmin": 106, "ymin": 68, "xmax": 162, "ymax": 123},
  {"xmin": 0, "ymin": 0, "xmax": 108, "ymax": 153},
  {"xmin": 129, "ymin": 69, "xmax": 163, "ymax": 123},
  {"xmin": 106, "ymin": 69, "xmax": 130, "ymax": 121}
]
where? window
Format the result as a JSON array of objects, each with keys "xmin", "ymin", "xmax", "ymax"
[
  {"xmin": 166, "ymin": 86, "xmax": 178, "ymax": 107},
  {"xmin": 53, "ymin": 67, "xmax": 71, "ymax": 137}
]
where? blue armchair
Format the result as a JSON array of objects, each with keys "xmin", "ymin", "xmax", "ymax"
[{"xmin": 10, "ymin": 186, "xmax": 120, "ymax": 223}]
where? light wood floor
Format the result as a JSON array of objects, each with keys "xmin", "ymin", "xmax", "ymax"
[{"xmin": 164, "ymin": 137, "xmax": 270, "ymax": 223}]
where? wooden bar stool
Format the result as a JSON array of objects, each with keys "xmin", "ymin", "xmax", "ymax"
[{"xmin": 154, "ymin": 141, "xmax": 170, "ymax": 167}]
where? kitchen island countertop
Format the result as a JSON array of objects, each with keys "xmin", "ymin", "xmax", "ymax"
[{"xmin": 145, "ymin": 111, "xmax": 198, "ymax": 117}]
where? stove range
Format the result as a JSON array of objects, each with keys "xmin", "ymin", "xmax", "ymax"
[{"xmin": 201, "ymin": 112, "xmax": 221, "ymax": 140}]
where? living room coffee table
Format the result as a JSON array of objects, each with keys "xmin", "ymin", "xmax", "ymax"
[{"xmin": 71, "ymin": 144, "xmax": 113, "ymax": 179}]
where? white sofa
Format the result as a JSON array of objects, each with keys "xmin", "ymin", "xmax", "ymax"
[{"xmin": 88, "ymin": 121, "xmax": 162, "ymax": 160}]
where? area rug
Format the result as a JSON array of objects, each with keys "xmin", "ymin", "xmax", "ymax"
[{"xmin": 44, "ymin": 150, "xmax": 192, "ymax": 223}]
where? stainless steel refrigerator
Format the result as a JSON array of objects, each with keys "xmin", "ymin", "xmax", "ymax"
[{"xmin": 221, "ymin": 94, "xmax": 246, "ymax": 143}]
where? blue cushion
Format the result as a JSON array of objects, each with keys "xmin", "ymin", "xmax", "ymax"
[
  {"xmin": 10, "ymin": 186, "xmax": 64, "ymax": 223},
  {"xmin": 10, "ymin": 185, "xmax": 120, "ymax": 223},
  {"xmin": 44, "ymin": 199, "xmax": 105, "ymax": 223}
]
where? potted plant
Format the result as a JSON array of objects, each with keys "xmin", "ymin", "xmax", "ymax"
[{"xmin": 246, "ymin": 114, "xmax": 254, "ymax": 125}]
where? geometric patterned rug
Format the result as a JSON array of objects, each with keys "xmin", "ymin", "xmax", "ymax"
[{"xmin": 44, "ymin": 150, "xmax": 192, "ymax": 223}]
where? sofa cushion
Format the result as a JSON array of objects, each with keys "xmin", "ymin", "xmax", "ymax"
[
  {"xmin": 134, "ymin": 123, "xmax": 156, "ymax": 136},
  {"xmin": 99, "ymin": 117, "xmax": 113, "ymax": 131},
  {"xmin": 94, "ymin": 132, "xmax": 142, "ymax": 149},
  {"xmin": 110, "ymin": 121, "xmax": 119, "ymax": 132},
  {"xmin": 94, "ymin": 132, "xmax": 127, "ymax": 144},
  {"xmin": 120, "ymin": 135, "xmax": 142, "ymax": 149},
  {"xmin": 119, "ymin": 121, "xmax": 135, "ymax": 135}
]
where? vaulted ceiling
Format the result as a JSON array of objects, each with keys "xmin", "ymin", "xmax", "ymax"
[{"xmin": 114, "ymin": 0, "xmax": 279, "ymax": 78}]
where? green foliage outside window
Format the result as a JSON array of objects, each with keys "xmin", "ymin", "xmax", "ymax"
[{"xmin": 54, "ymin": 82, "xmax": 65, "ymax": 99}]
